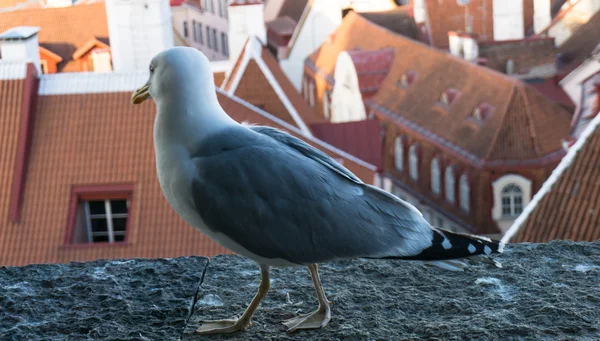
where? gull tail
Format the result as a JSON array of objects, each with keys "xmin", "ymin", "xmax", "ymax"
[{"xmin": 397, "ymin": 227, "xmax": 504, "ymax": 262}]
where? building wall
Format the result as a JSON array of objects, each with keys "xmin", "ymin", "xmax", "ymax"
[
  {"xmin": 106, "ymin": 0, "xmax": 174, "ymax": 72},
  {"xmin": 478, "ymin": 37, "xmax": 556, "ymax": 77},
  {"xmin": 493, "ymin": 0, "xmax": 525, "ymax": 40},
  {"xmin": 172, "ymin": 0, "xmax": 230, "ymax": 62},
  {"xmin": 264, "ymin": 0, "xmax": 285, "ymax": 22},
  {"xmin": 330, "ymin": 51, "xmax": 367, "ymax": 122},
  {"xmin": 379, "ymin": 119, "xmax": 558, "ymax": 236}
]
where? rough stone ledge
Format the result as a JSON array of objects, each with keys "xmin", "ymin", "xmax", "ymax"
[{"xmin": 1, "ymin": 241, "xmax": 600, "ymax": 341}]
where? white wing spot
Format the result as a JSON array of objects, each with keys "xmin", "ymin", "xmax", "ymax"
[
  {"xmin": 484, "ymin": 245, "xmax": 492, "ymax": 255},
  {"xmin": 468, "ymin": 244, "xmax": 476, "ymax": 254},
  {"xmin": 442, "ymin": 237, "xmax": 452, "ymax": 250}
]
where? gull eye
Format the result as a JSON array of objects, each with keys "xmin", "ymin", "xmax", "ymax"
[{"xmin": 149, "ymin": 65, "xmax": 155, "ymax": 73}]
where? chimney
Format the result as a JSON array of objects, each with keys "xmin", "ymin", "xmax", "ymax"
[
  {"xmin": 0, "ymin": 26, "xmax": 42, "ymax": 74},
  {"xmin": 461, "ymin": 33, "xmax": 479, "ymax": 62},
  {"xmin": 228, "ymin": 0, "xmax": 266, "ymax": 63},
  {"xmin": 448, "ymin": 31, "xmax": 463, "ymax": 57},
  {"xmin": 533, "ymin": 0, "xmax": 552, "ymax": 34},
  {"xmin": 105, "ymin": 0, "xmax": 174, "ymax": 72}
]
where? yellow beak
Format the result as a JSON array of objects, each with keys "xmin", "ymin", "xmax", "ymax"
[{"xmin": 131, "ymin": 82, "xmax": 150, "ymax": 105}]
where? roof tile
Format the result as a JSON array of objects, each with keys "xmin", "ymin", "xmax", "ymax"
[{"xmin": 0, "ymin": 2, "xmax": 109, "ymax": 72}]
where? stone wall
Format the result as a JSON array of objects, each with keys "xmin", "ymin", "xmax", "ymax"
[{"xmin": 1, "ymin": 241, "xmax": 600, "ymax": 340}]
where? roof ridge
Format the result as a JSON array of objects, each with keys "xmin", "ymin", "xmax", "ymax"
[
  {"xmin": 482, "ymin": 84, "xmax": 519, "ymax": 161},
  {"xmin": 502, "ymin": 111, "xmax": 600, "ymax": 244},
  {"xmin": 517, "ymin": 83, "xmax": 543, "ymax": 156}
]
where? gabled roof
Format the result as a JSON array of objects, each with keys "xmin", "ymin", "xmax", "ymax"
[
  {"xmin": 0, "ymin": 2, "xmax": 109, "ymax": 72},
  {"xmin": 0, "ymin": 69, "xmax": 376, "ymax": 266},
  {"xmin": 503, "ymin": 112, "xmax": 600, "ymax": 244},
  {"xmin": 39, "ymin": 46, "xmax": 63, "ymax": 62},
  {"xmin": 307, "ymin": 11, "xmax": 573, "ymax": 167},
  {"xmin": 72, "ymin": 37, "xmax": 110, "ymax": 60},
  {"xmin": 221, "ymin": 35, "xmax": 322, "ymax": 136}
]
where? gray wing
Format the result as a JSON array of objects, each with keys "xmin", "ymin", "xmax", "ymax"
[{"xmin": 190, "ymin": 125, "xmax": 434, "ymax": 265}]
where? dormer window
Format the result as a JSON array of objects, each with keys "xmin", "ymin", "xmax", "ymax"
[
  {"xmin": 399, "ymin": 70, "xmax": 417, "ymax": 88},
  {"xmin": 440, "ymin": 88, "xmax": 459, "ymax": 105},
  {"xmin": 472, "ymin": 103, "xmax": 494, "ymax": 122}
]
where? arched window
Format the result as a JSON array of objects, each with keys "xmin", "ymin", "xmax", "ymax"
[
  {"xmin": 501, "ymin": 184, "xmax": 523, "ymax": 216},
  {"xmin": 409, "ymin": 145, "xmax": 419, "ymax": 181},
  {"xmin": 431, "ymin": 158, "xmax": 441, "ymax": 194},
  {"xmin": 394, "ymin": 137, "xmax": 404, "ymax": 171},
  {"xmin": 445, "ymin": 166, "xmax": 455, "ymax": 203},
  {"xmin": 460, "ymin": 173, "xmax": 470, "ymax": 212}
]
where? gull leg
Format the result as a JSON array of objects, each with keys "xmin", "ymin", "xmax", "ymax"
[
  {"xmin": 283, "ymin": 263, "xmax": 332, "ymax": 333},
  {"xmin": 195, "ymin": 264, "xmax": 270, "ymax": 335}
]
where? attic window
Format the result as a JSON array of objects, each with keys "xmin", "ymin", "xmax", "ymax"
[
  {"xmin": 472, "ymin": 103, "xmax": 494, "ymax": 121},
  {"xmin": 440, "ymin": 88, "xmax": 459, "ymax": 105},
  {"xmin": 398, "ymin": 70, "xmax": 417, "ymax": 88}
]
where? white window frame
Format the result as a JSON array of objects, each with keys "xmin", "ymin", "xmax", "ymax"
[
  {"xmin": 409, "ymin": 145, "xmax": 419, "ymax": 181},
  {"xmin": 501, "ymin": 184, "xmax": 524, "ymax": 217},
  {"xmin": 394, "ymin": 137, "xmax": 404, "ymax": 171},
  {"xmin": 431, "ymin": 158, "xmax": 441, "ymax": 194},
  {"xmin": 85, "ymin": 199, "xmax": 129, "ymax": 243},
  {"xmin": 460, "ymin": 173, "xmax": 470, "ymax": 212},
  {"xmin": 445, "ymin": 166, "xmax": 456, "ymax": 203},
  {"xmin": 491, "ymin": 174, "xmax": 531, "ymax": 221}
]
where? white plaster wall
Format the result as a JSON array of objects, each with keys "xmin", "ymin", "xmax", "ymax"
[
  {"xmin": 280, "ymin": 0, "xmax": 344, "ymax": 90},
  {"xmin": 106, "ymin": 0, "xmax": 174, "ymax": 72},
  {"xmin": 330, "ymin": 51, "xmax": 366, "ymax": 123},
  {"xmin": 264, "ymin": 0, "xmax": 285, "ymax": 22},
  {"xmin": 491, "ymin": 174, "xmax": 532, "ymax": 233},
  {"xmin": 0, "ymin": 36, "xmax": 41, "ymax": 74},
  {"xmin": 412, "ymin": 0, "xmax": 426, "ymax": 24},
  {"xmin": 228, "ymin": 2, "xmax": 266, "ymax": 63},
  {"xmin": 493, "ymin": 0, "xmax": 524, "ymax": 41},
  {"xmin": 533, "ymin": 0, "xmax": 552, "ymax": 34},
  {"xmin": 559, "ymin": 59, "xmax": 600, "ymax": 102},
  {"xmin": 340, "ymin": 0, "xmax": 396, "ymax": 12},
  {"xmin": 191, "ymin": 3, "xmax": 229, "ymax": 61},
  {"xmin": 448, "ymin": 34, "xmax": 462, "ymax": 57}
]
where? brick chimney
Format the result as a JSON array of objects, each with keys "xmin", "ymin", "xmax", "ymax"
[
  {"xmin": 0, "ymin": 27, "xmax": 42, "ymax": 74},
  {"xmin": 228, "ymin": 0, "xmax": 266, "ymax": 63}
]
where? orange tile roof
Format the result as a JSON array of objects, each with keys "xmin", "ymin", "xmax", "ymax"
[
  {"xmin": 506, "ymin": 113, "xmax": 600, "ymax": 243},
  {"xmin": 347, "ymin": 47, "xmax": 395, "ymax": 97},
  {"xmin": 0, "ymin": 2, "xmax": 109, "ymax": 72},
  {"xmin": 0, "ymin": 68, "xmax": 376, "ymax": 267},
  {"xmin": 222, "ymin": 36, "xmax": 323, "ymax": 134},
  {"xmin": 308, "ymin": 11, "xmax": 573, "ymax": 165}
]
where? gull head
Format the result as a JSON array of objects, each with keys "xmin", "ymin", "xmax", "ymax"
[{"xmin": 131, "ymin": 47, "xmax": 215, "ymax": 106}]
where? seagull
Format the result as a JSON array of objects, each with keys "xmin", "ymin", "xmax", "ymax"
[{"xmin": 131, "ymin": 47, "xmax": 504, "ymax": 335}]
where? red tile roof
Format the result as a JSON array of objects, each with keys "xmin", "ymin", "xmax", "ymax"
[
  {"xmin": 347, "ymin": 47, "xmax": 395, "ymax": 97},
  {"xmin": 505, "ymin": 113, "xmax": 600, "ymax": 243},
  {"xmin": 222, "ymin": 36, "xmax": 323, "ymax": 134},
  {"xmin": 308, "ymin": 11, "xmax": 573, "ymax": 165},
  {"xmin": 0, "ymin": 2, "xmax": 109, "ymax": 72},
  {"xmin": 0, "ymin": 67, "xmax": 376, "ymax": 267},
  {"xmin": 358, "ymin": 6, "xmax": 424, "ymax": 42},
  {"xmin": 310, "ymin": 119, "xmax": 383, "ymax": 170},
  {"xmin": 528, "ymin": 78, "xmax": 575, "ymax": 111}
]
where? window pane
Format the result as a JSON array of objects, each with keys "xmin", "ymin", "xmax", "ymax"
[
  {"xmin": 112, "ymin": 217, "xmax": 127, "ymax": 232},
  {"xmin": 91, "ymin": 218, "xmax": 108, "ymax": 233},
  {"xmin": 111, "ymin": 200, "xmax": 128, "ymax": 215},
  {"xmin": 88, "ymin": 200, "xmax": 106, "ymax": 215},
  {"xmin": 93, "ymin": 235, "xmax": 109, "ymax": 243},
  {"xmin": 114, "ymin": 234, "xmax": 126, "ymax": 242}
]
